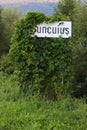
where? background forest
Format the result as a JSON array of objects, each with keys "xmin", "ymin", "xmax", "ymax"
[{"xmin": 0, "ymin": 0, "xmax": 87, "ymax": 129}]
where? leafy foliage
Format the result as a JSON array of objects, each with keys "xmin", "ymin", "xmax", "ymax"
[
  {"xmin": 54, "ymin": 0, "xmax": 76, "ymax": 20},
  {"xmin": 72, "ymin": 43, "xmax": 87, "ymax": 97},
  {"xmin": 71, "ymin": 2, "xmax": 87, "ymax": 97},
  {"xmin": 73, "ymin": 4, "xmax": 87, "ymax": 40},
  {"xmin": 0, "ymin": 72, "xmax": 87, "ymax": 130},
  {"xmin": 8, "ymin": 11, "xmax": 72, "ymax": 98},
  {"xmin": 55, "ymin": 0, "xmax": 87, "ymax": 97},
  {"xmin": 0, "ymin": 7, "xmax": 21, "ymax": 57}
]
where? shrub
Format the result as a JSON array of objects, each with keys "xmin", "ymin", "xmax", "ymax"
[{"xmin": 8, "ymin": 11, "xmax": 72, "ymax": 98}]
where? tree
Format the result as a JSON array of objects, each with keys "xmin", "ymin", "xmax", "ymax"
[
  {"xmin": 0, "ymin": 7, "xmax": 21, "ymax": 57},
  {"xmin": 71, "ymin": 3, "xmax": 87, "ymax": 97},
  {"xmin": 73, "ymin": 5, "xmax": 87, "ymax": 41},
  {"xmin": 72, "ymin": 44, "xmax": 87, "ymax": 97},
  {"xmin": 54, "ymin": 0, "xmax": 76, "ymax": 20},
  {"xmin": 54, "ymin": 0, "xmax": 87, "ymax": 97}
]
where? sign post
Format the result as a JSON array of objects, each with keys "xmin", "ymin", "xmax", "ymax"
[{"xmin": 35, "ymin": 21, "xmax": 72, "ymax": 38}]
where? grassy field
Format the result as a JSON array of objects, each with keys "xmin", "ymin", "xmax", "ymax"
[{"xmin": 0, "ymin": 72, "xmax": 87, "ymax": 130}]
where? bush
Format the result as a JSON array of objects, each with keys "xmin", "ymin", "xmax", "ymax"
[{"xmin": 8, "ymin": 11, "xmax": 72, "ymax": 98}]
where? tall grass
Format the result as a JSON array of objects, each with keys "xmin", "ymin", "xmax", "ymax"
[{"xmin": 0, "ymin": 72, "xmax": 87, "ymax": 130}]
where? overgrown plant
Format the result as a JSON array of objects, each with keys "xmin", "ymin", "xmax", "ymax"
[{"xmin": 8, "ymin": 11, "xmax": 72, "ymax": 99}]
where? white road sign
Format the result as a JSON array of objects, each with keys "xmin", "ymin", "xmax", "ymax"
[{"xmin": 35, "ymin": 21, "xmax": 72, "ymax": 38}]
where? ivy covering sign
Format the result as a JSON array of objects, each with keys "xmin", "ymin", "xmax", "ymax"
[
  {"xmin": 35, "ymin": 21, "xmax": 72, "ymax": 38},
  {"xmin": 9, "ymin": 12, "xmax": 72, "ymax": 97}
]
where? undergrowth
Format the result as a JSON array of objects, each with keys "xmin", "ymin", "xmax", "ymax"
[{"xmin": 0, "ymin": 72, "xmax": 87, "ymax": 130}]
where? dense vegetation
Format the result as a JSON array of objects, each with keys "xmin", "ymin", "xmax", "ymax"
[
  {"xmin": 0, "ymin": 7, "xmax": 21, "ymax": 57},
  {"xmin": 0, "ymin": 72, "xmax": 87, "ymax": 130},
  {"xmin": 8, "ymin": 11, "xmax": 72, "ymax": 99},
  {"xmin": 55, "ymin": 0, "xmax": 87, "ymax": 97},
  {"xmin": 0, "ymin": 0, "xmax": 87, "ymax": 129}
]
